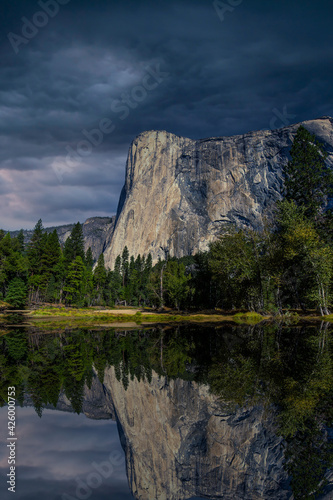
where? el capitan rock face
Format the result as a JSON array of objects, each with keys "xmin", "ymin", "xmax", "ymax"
[
  {"xmin": 103, "ymin": 117, "xmax": 333, "ymax": 267},
  {"xmin": 8, "ymin": 117, "xmax": 333, "ymax": 267}
]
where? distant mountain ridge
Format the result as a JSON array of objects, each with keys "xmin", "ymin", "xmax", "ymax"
[{"xmin": 9, "ymin": 216, "xmax": 115, "ymax": 262}]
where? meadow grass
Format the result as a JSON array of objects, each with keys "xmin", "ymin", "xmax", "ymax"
[
  {"xmin": 26, "ymin": 307, "xmax": 266, "ymax": 326},
  {"xmin": 22, "ymin": 306, "xmax": 333, "ymax": 327}
]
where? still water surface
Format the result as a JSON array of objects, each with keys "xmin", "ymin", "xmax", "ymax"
[{"xmin": 0, "ymin": 323, "xmax": 332, "ymax": 499}]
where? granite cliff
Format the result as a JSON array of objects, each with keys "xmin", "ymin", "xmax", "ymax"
[
  {"xmin": 103, "ymin": 116, "xmax": 333, "ymax": 268},
  {"xmin": 8, "ymin": 117, "xmax": 333, "ymax": 268}
]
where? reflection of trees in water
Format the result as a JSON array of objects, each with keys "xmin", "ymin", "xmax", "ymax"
[
  {"xmin": 207, "ymin": 323, "xmax": 333, "ymax": 499},
  {"xmin": 0, "ymin": 324, "xmax": 332, "ymax": 498}
]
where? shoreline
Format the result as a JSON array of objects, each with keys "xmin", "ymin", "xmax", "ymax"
[{"xmin": 1, "ymin": 306, "xmax": 333, "ymax": 328}]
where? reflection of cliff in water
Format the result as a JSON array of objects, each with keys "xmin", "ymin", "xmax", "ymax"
[
  {"xmin": 1, "ymin": 324, "xmax": 333, "ymax": 499},
  {"xmin": 104, "ymin": 365, "xmax": 291, "ymax": 500}
]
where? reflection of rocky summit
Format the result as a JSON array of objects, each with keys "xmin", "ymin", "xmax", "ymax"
[
  {"xmin": 102, "ymin": 367, "xmax": 291, "ymax": 500},
  {"xmin": 24, "ymin": 367, "xmax": 115, "ymax": 420},
  {"xmin": 103, "ymin": 117, "xmax": 333, "ymax": 267},
  {"xmin": 25, "ymin": 364, "xmax": 333, "ymax": 499}
]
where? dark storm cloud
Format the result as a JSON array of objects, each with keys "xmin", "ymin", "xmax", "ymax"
[{"xmin": 1, "ymin": 0, "xmax": 333, "ymax": 229}]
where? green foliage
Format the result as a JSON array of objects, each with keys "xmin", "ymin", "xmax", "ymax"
[
  {"xmin": 121, "ymin": 246, "xmax": 129, "ymax": 287},
  {"xmin": 285, "ymin": 125, "xmax": 333, "ymax": 219},
  {"xmin": 5, "ymin": 278, "xmax": 27, "ymax": 309},
  {"xmin": 64, "ymin": 222, "xmax": 85, "ymax": 266},
  {"xmin": 275, "ymin": 200, "xmax": 333, "ymax": 314},
  {"xmin": 0, "ymin": 321, "xmax": 332, "ymax": 500},
  {"xmin": 5, "ymin": 330, "xmax": 28, "ymax": 360},
  {"xmin": 63, "ymin": 256, "xmax": 85, "ymax": 305},
  {"xmin": 0, "ymin": 209, "xmax": 330, "ymax": 314},
  {"xmin": 93, "ymin": 254, "xmax": 107, "ymax": 305},
  {"xmin": 285, "ymin": 421, "xmax": 333, "ymax": 500},
  {"xmin": 27, "ymin": 219, "xmax": 45, "ymax": 274},
  {"xmin": 0, "ymin": 232, "xmax": 29, "ymax": 300},
  {"xmin": 85, "ymin": 247, "xmax": 94, "ymax": 269},
  {"xmin": 163, "ymin": 260, "xmax": 193, "ymax": 310},
  {"xmin": 209, "ymin": 228, "xmax": 264, "ymax": 310}
]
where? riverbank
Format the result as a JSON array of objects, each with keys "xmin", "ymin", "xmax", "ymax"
[{"xmin": 1, "ymin": 305, "xmax": 332, "ymax": 328}]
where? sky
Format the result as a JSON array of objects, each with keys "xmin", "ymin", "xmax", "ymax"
[
  {"xmin": 1, "ymin": 0, "xmax": 333, "ymax": 230},
  {"xmin": 0, "ymin": 407, "xmax": 133, "ymax": 500}
]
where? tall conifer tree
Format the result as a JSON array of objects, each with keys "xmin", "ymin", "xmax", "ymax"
[{"xmin": 285, "ymin": 126, "xmax": 333, "ymax": 218}]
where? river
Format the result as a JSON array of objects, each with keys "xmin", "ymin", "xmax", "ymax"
[{"xmin": 0, "ymin": 323, "xmax": 332, "ymax": 499}]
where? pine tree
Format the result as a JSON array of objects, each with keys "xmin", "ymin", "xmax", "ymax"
[
  {"xmin": 121, "ymin": 246, "xmax": 129, "ymax": 287},
  {"xmin": 5, "ymin": 278, "xmax": 27, "ymax": 309},
  {"xmin": 12, "ymin": 230, "xmax": 25, "ymax": 253},
  {"xmin": 127, "ymin": 255, "xmax": 139, "ymax": 304},
  {"xmin": 85, "ymin": 247, "xmax": 94, "ymax": 269},
  {"xmin": 82, "ymin": 265, "xmax": 94, "ymax": 306},
  {"xmin": 26, "ymin": 220, "xmax": 47, "ymax": 303},
  {"xmin": 285, "ymin": 125, "xmax": 333, "ymax": 218},
  {"xmin": 93, "ymin": 254, "xmax": 107, "ymax": 304},
  {"xmin": 46, "ymin": 230, "xmax": 61, "ymax": 267},
  {"xmin": 142, "ymin": 254, "xmax": 153, "ymax": 304},
  {"xmin": 17, "ymin": 230, "xmax": 25, "ymax": 252},
  {"xmin": 63, "ymin": 222, "xmax": 85, "ymax": 266},
  {"xmin": 27, "ymin": 219, "xmax": 45, "ymax": 274},
  {"xmin": 110, "ymin": 255, "xmax": 123, "ymax": 304},
  {"xmin": 53, "ymin": 253, "xmax": 66, "ymax": 304},
  {"xmin": 0, "ymin": 233, "xmax": 28, "ymax": 299},
  {"xmin": 40, "ymin": 230, "xmax": 62, "ymax": 294},
  {"xmin": 63, "ymin": 256, "xmax": 85, "ymax": 305}
]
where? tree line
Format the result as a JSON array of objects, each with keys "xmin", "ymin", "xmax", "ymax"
[
  {"xmin": 0, "ymin": 219, "xmax": 154, "ymax": 308},
  {"xmin": 1, "ymin": 125, "xmax": 333, "ymax": 313},
  {"xmin": 205, "ymin": 125, "xmax": 333, "ymax": 315}
]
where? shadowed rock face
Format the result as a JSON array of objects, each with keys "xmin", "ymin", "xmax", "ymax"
[
  {"xmin": 103, "ymin": 117, "xmax": 333, "ymax": 267},
  {"xmin": 82, "ymin": 216, "xmax": 115, "ymax": 260}
]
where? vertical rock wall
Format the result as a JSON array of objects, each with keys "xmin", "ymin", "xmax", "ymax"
[{"xmin": 104, "ymin": 117, "xmax": 333, "ymax": 268}]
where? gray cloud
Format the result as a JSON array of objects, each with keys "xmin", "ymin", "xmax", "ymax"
[
  {"xmin": 1, "ymin": 0, "xmax": 333, "ymax": 229},
  {"xmin": 0, "ymin": 406, "xmax": 132, "ymax": 500}
]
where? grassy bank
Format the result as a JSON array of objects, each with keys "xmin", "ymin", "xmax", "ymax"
[
  {"xmin": 7, "ymin": 306, "xmax": 268, "ymax": 326},
  {"xmin": 2, "ymin": 306, "xmax": 332, "ymax": 329}
]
